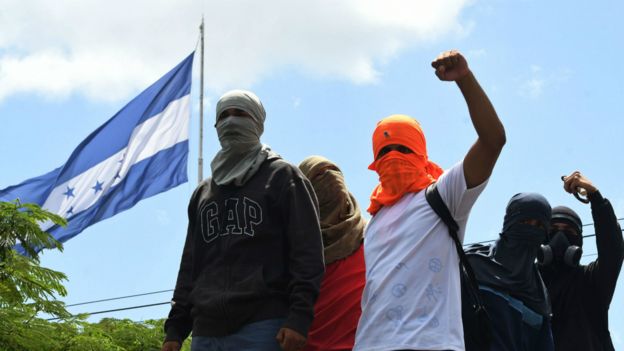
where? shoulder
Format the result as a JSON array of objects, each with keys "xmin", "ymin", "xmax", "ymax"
[
  {"xmin": 185, "ymin": 178, "xmax": 215, "ymax": 214},
  {"xmin": 436, "ymin": 162, "xmax": 465, "ymax": 190},
  {"xmin": 264, "ymin": 157, "xmax": 308, "ymax": 183},
  {"xmin": 187, "ymin": 178, "xmax": 214, "ymax": 203},
  {"xmin": 434, "ymin": 161, "xmax": 466, "ymax": 207}
]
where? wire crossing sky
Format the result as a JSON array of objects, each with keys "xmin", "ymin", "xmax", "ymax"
[{"xmin": 1, "ymin": 0, "xmax": 623, "ymax": 348}]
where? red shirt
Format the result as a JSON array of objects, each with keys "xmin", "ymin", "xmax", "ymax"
[{"xmin": 304, "ymin": 244, "xmax": 366, "ymax": 351}]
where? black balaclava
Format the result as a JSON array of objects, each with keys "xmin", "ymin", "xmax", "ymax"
[
  {"xmin": 466, "ymin": 192, "xmax": 552, "ymax": 316},
  {"xmin": 538, "ymin": 206, "xmax": 583, "ymax": 268}
]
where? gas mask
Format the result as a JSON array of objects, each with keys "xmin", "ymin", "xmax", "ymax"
[{"xmin": 538, "ymin": 230, "xmax": 582, "ymax": 267}]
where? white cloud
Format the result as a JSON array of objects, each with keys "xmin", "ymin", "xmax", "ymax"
[
  {"xmin": 193, "ymin": 97, "xmax": 212, "ymax": 115},
  {"xmin": 518, "ymin": 64, "xmax": 572, "ymax": 99},
  {"xmin": 155, "ymin": 209, "xmax": 171, "ymax": 226},
  {"xmin": 292, "ymin": 97, "xmax": 302, "ymax": 109},
  {"xmin": 519, "ymin": 65, "xmax": 545, "ymax": 99},
  {"xmin": 467, "ymin": 48, "xmax": 487, "ymax": 59},
  {"xmin": 0, "ymin": 0, "xmax": 471, "ymax": 103},
  {"xmin": 522, "ymin": 78, "xmax": 545, "ymax": 98}
]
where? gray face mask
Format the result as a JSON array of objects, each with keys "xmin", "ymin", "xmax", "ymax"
[{"xmin": 216, "ymin": 117, "xmax": 260, "ymax": 150}]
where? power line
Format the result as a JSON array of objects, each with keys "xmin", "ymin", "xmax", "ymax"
[
  {"xmin": 65, "ymin": 289, "xmax": 173, "ymax": 307},
  {"xmin": 48, "ymin": 302, "xmax": 171, "ymax": 321},
  {"xmin": 465, "ymin": 231, "xmax": 614, "ymax": 247},
  {"xmin": 62, "ymin": 252, "xmax": 604, "ymax": 320},
  {"xmin": 464, "ymin": 217, "xmax": 623, "ymax": 247},
  {"xmin": 54, "ymin": 219, "xmax": 623, "ymax": 317},
  {"xmin": 54, "ymin": 250, "xmax": 604, "ymax": 321},
  {"xmin": 582, "ymin": 217, "xmax": 624, "ymax": 226}
]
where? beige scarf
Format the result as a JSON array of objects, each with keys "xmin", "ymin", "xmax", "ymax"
[
  {"xmin": 299, "ymin": 156, "xmax": 366, "ymax": 264},
  {"xmin": 211, "ymin": 90, "xmax": 272, "ymax": 187}
]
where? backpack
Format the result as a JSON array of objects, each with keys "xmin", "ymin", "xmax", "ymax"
[{"xmin": 425, "ymin": 182, "xmax": 491, "ymax": 350}]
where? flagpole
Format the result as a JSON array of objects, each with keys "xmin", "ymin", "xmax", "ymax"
[{"xmin": 198, "ymin": 17, "xmax": 205, "ymax": 184}]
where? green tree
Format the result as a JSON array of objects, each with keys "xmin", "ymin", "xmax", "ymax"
[
  {"xmin": 0, "ymin": 199, "xmax": 75, "ymax": 350},
  {"xmin": 0, "ymin": 201, "xmax": 191, "ymax": 350},
  {"xmin": 76, "ymin": 318, "xmax": 190, "ymax": 351}
]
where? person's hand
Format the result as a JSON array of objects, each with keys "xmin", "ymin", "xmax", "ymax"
[
  {"xmin": 562, "ymin": 171, "xmax": 598, "ymax": 195},
  {"xmin": 161, "ymin": 341, "xmax": 181, "ymax": 351},
  {"xmin": 276, "ymin": 327, "xmax": 306, "ymax": 351},
  {"xmin": 431, "ymin": 50, "xmax": 471, "ymax": 82}
]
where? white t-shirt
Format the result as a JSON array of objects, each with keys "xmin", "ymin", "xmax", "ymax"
[{"xmin": 353, "ymin": 162, "xmax": 487, "ymax": 351}]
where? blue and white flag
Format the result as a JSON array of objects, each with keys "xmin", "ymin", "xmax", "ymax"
[{"xmin": 0, "ymin": 53, "xmax": 195, "ymax": 249}]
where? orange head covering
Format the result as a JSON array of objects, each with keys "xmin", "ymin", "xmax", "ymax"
[{"xmin": 367, "ymin": 114, "xmax": 443, "ymax": 215}]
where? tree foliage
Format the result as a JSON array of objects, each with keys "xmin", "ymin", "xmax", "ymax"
[
  {"xmin": 0, "ymin": 200, "xmax": 74, "ymax": 350},
  {"xmin": 0, "ymin": 201, "xmax": 191, "ymax": 350}
]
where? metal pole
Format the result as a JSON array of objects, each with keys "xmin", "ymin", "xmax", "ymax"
[{"xmin": 198, "ymin": 17, "xmax": 205, "ymax": 184}]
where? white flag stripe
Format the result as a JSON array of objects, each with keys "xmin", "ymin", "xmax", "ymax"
[{"xmin": 40, "ymin": 94, "xmax": 190, "ymax": 229}]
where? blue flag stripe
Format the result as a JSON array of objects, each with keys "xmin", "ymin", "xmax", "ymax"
[
  {"xmin": 32, "ymin": 140, "xmax": 188, "ymax": 247},
  {"xmin": 53, "ymin": 53, "xmax": 193, "ymax": 186},
  {"xmin": 39, "ymin": 95, "xmax": 190, "ymax": 218},
  {"xmin": 2, "ymin": 52, "xmax": 194, "ymax": 251},
  {"xmin": 0, "ymin": 54, "xmax": 193, "ymax": 202},
  {"xmin": 0, "ymin": 167, "xmax": 62, "ymax": 205}
]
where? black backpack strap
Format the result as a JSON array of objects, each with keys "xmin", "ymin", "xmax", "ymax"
[{"xmin": 425, "ymin": 182, "xmax": 485, "ymax": 308}]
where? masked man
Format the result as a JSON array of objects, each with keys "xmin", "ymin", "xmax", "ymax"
[
  {"xmin": 539, "ymin": 171, "xmax": 623, "ymax": 351},
  {"xmin": 353, "ymin": 50, "xmax": 506, "ymax": 351},
  {"xmin": 162, "ymin": 90, "xmax": 325, "ymax": 351},
  {"xmin": 466, "ymin": 193, "xmax": 554, "ymax": 351},
  {"xmin": 298, "ymin": 156, "xmax": 367, "ymax": 351}
]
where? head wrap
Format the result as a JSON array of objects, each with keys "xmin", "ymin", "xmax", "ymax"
[
  {"xmin": 299, "ymin": 156, "xmax": 366, "ymax": 264},
  {"xmin": 550, "ymin": 206, "xmax": 583, "ymax": 246},
  {"xmin": 539, "ymin": 206, "xmax": 585, "ymax": 310},
  {"xmin": 503, "ymin": 193, "xmax": 552, "ymax": 233},
  {"xmin": 466, "ymin": 192, "xmax": 552, "ymax": 316},
  {"xmin": 210, "ymin": 90, "xmax": 276, "ymax": 186},
  {"xmin": 367, "ymin": 115, "xmax": 443, "ymax": 215},
  {"xmin": 215, "ymin": 89, "xmax": 266, "ymax": 134}
]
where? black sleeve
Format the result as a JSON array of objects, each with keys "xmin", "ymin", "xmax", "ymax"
[
  {"xmin": 279, "ymin": 167, "xmax": 325, "ymax": 337},
  {"xmin": 584, "ymin": 191, "xmax": 624, "ymax": 305},
  {"xmin": 164, "ymin": 185, "xmax": 202, "ymax": 343}
]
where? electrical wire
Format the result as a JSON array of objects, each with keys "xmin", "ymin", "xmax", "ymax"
[
  {"xmin": 48, "ymin": 302, "xmax": 171, "ymax": 321},
  {"xmin": 464, "ymin": 218, "xmax": 623, "ymax": 246},
  {"xmin": 65, "ymin": 289, "xmax": 173, "ymax": 307},
  {"xmin": 55, "ymin": 218, "xmax": 623, "ymax": 318}
]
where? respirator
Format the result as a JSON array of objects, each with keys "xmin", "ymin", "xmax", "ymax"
[{"xmin": 538, "ymin": 230, "xmax": 582, "ymax": 267}]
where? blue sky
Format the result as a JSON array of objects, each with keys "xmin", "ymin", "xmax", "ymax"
[{"xmin": 1, "ymin": 0, "xmax": 623, "ymax": 347}]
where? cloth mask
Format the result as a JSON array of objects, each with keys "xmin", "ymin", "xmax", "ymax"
[
  {"xmin": 466, "ymin": 192, "xmax": 552, "ymax": 317},
  {"xmin": 210, "ymin": 90, "xmax": 275, "ymax": 187},
  {"xmin": 299, "ymin": 156, "xmax": 366, "ymax": 264},
  {"xmin": 216, "ymin": 116, "xmax": 260, "ymax": 150},
  {"xmin": 367, "ymin": 115, "xmax": 443, "ymax": 215}
]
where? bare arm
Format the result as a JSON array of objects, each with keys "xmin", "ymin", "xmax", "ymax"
[{"xmin": 431, "ymin": 50, "xmax": 506, "ymax": 188}]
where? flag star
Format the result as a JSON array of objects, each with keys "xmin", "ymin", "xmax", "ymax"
[
  {"xmin": 66, "ymin": 206, "xmax": 74, "ymax": 216},
  {"xmin": 63, "ymin": 186, "xmax": 75, "ymax": 198},
  {"xmin": 114, "ymin": 171, "xmax": 121, "ymax": 180},
  {"xmin": 92, "ymin": 180, "xmax": 104, "ymax": 194}
]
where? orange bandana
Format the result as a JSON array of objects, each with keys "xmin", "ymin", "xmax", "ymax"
[{"xmin": 367, "ymin": 115, "xmax": 443, "ymax": 215}]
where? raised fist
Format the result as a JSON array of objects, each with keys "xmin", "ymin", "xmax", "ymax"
[
  {"xmin": 562, "ymin": 171, "xmax": 598, "ymax": 195},
  {"xmin": 431, "ymin": 50, "xmax": 470, "ymax": 82}
]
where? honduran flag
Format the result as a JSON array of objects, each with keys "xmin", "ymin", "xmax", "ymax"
[{"xmin": 0, "ymin": 53, "xmax": 195, "ymax": 250}]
